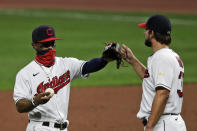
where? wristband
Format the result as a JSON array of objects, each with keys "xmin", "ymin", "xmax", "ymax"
[{"xmin": 30, "ymin": 97, "xmax": 37, "ymax": 107}]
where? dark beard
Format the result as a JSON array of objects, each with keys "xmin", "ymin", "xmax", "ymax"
[{"xmin": 144, "ymin": 39, "xmax": 152, "ymax": 47}]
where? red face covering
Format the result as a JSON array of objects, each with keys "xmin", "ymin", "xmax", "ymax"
[{"xmin": 35, "ymin": 49, "xmax": 56, "ymax": 67}]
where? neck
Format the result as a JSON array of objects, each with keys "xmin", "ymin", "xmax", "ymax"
[
  {"xmin": 35, "ymin": 49, "xmax": 56, "ymax": 67},
  {"xmin": 151, "ymin": 39, "xmax": 169, "ymax": 53}
]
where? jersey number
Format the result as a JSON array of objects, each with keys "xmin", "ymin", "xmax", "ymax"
[
  {"xmin": 176, "ymin": 56, "xmax": 184, "ymax": 97},
  {"xmin": 177, "ymin": 90, "xmax": 183, "ymax": 97}
]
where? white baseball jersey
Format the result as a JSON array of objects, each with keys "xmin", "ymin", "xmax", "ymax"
[
  {"xmin": 14, "ymin": 57, "xmax": 88, "ymax": 123},
  {"xmin": 137, "ymin": 48, "xmax": 184, "ymax": 119}
]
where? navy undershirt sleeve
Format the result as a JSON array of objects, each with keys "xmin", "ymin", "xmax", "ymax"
[{"xmin": 82, "ymin": 58, "xmax": 108, "ymax": 75}]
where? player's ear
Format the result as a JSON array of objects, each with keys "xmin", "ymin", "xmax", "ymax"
[
  {"xmin": 148, "ymin": 30, "xmax": 154, "ymax": 35},
  {"xmin": 32, "ymin": 42, "xmax": 38, "ymax": 50},
  {"xmin": 149, "ymin": 30, "xmax": 154, "ymax": 38},
  {"xmin": 32, "ymin": 42, "xmax": 35, "ymax": 49}
]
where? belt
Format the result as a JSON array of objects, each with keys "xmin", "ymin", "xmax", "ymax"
[
  {"xmin": 42, "ymin": 121, "xmax": 68, "ymax": 130},
  {"xmin": 163, "ymin": 113, "xmax": 179, "ymax": 115},
  {"xmin": 141, "ymin": 113, "xmax": 179, "ymax": 126}
]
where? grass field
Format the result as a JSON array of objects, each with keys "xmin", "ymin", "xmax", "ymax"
[{"xmin": 0, "ymin": 9, "xmax": 197, "ymax": 90}]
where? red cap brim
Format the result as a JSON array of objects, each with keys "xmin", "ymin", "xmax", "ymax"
[
  {"xmin": 138, "ymin": 23, "xmax": 147, "ymax": 29},
  {"xmin": 38, "ymin": 37, "xmax": 61, "ymax": 43}
]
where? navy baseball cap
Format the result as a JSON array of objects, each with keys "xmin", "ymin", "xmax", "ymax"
[
  {"xmin": 138, "ymin": 14, "xmax": 171, "ymax": 35},
  {"xmin": 32, "ymin": 25, "xmax": 61, "ymax": 43}
]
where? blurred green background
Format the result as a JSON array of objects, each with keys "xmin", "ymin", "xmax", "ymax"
[{"xmin": 0, "ymin": 9, "xmax": 197, "ymax": 90}]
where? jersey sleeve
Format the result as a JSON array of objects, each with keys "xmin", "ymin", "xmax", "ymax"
[
  {"xmin": 152, "ymin": 55, "xmax": 174, "ymax": 91},
  {"xmin": 13, "ymin": 71, "xmax": 32, "ymax": 104},
  {"xmin": 64, "ymin": 57, "xmax": 89, "ymax": 80}
]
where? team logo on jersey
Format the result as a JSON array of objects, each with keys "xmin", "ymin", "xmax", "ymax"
[
  {"xmin": 144, "ymin": 69, "xmax": 150, "ymax": 78},
  {"xmin": 36, "ymin": 70, "xmax": 70, "ymax": 94}
]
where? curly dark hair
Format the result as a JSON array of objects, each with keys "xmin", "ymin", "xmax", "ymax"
[{"xmin": 154, "ymin": 32, "xmax": 171, "ymax": 45}]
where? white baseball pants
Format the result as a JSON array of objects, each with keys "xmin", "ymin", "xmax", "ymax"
[
  {"xmin": 26, "ymin": 121, "xmax": 68, "ymax": 131},
  {"xmin": 144, "ymin": 115, "xmax": 187, "ymax": 131}
]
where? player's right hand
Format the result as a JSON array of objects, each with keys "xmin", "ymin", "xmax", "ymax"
[
  {"xmin": 120, "ymin": 44, "xmax": 135, "ymax": 64},
  {"xmin": 33, "ymin": 92, "xmax": 52, "ymax": 105}
]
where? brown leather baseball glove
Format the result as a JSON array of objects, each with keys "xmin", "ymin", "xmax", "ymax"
[{"xmin": 101, "ymin": 42, "xmax": 122, "ymax": 69}]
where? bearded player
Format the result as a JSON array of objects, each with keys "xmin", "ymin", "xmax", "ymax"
[
  {"xmin": 13, "ymin": 25, "xmax": 121, "ymax": 131},
  {"xmin": 120, "ymin": 15, "xmax": 187, "ymax": 131}
]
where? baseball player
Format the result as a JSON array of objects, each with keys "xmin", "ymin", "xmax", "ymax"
[
  {"xmin": 120, "ymin": 14, "xmax": 187, "ymax": 131},
  {"xmin": 13, "ymin": 25, "xmax": 120, "ymax": 131}
]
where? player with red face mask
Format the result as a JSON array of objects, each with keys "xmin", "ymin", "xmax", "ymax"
[{"xmin": 13, "ymin": 25, "xmax": 112, "ymax": 131}]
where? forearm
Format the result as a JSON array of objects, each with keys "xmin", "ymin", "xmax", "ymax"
[
  {"xmin": 120, "ymin": 44, "xmax": 146, "ymax": 79},
  {"xmin": 82, "ymin": 58, "xmax": 108, "ymax": 75},
  {"xmin": 16, "ymin": 98, "xmax": 36, "ymax": 113},
  {"xmin": 128, "ymin": 57, "xmax": 146, "ymax": 79},
  {"xmin": 15, "ymin": 92, "xmax": 52, "ymax": 113},
  {"xmin": 147, "ymin": 88, "xmax": 169, "ymax": 128}
]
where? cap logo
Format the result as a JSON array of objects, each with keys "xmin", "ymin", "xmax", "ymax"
[{"xmin": 46, "ymin": 29, "xmax": 53, "ymax": 36}]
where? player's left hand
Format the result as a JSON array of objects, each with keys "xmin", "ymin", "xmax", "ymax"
[{"xmin": 101, "ymin": 42, "xmax": 122, "ymax": 69}]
